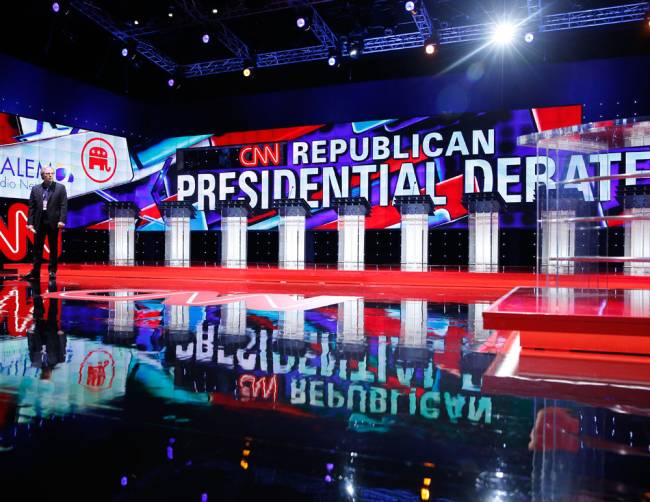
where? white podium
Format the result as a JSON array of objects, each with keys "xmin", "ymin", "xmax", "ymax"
[
  {"xmin": 216, "ymin": 201, "xmax": 251, "ymax": 269},
  {"xmin": 273, "ymin": 199, "xmax": 311, "ymax": 270},
  {"xmin": 463, "ymin": 193, "xmax": 502, "ymax": 273},
  {"xmin": 160, "ymin": 201, "xmax": 195, "ymax": 268},
  {"xmin": 333, "ymin": 197, "xmax": 371, "ymax": 271},
  {"xmin": 106, "ymin": 202, "xmax": 138, "ymax": 266},
  {"xmin": 394, "ymin": 195, "xmax": 434, "ymax": 272}
]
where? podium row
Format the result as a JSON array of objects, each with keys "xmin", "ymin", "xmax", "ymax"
[{"xmin": 106, "ymin": 195, "xmax": 504, "ymax": 272}]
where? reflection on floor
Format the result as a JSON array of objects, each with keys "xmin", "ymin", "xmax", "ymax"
[{"xmin": 0, "ymin": 273, "xmax": 649, "ymax": 501}]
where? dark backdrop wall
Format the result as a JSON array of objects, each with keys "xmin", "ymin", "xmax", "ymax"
[{"xmin": 1, "ymin": 52, "xmax": 649, "ymax": 139}]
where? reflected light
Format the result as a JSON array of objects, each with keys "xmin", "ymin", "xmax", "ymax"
[{"xmin": 345, "ymin": 481, "xmax": 354, "ymax": 496}]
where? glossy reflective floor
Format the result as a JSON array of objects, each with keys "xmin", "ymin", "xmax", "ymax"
[{"xmin": 1, "ymin": 273, "xmax": 649, "ymax": 501}]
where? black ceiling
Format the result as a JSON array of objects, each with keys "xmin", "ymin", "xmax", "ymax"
[{"xmin": 1, "ymin": 0, "xmax": 649, "ymax": 102}]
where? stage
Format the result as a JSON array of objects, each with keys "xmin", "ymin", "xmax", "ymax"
[{"xmin": 1, "ymin": 264, "xmax": 650, "ymax": 500}]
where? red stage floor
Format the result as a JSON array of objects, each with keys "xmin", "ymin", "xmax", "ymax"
[
  {"xmin": 9, "ymin": 263, "xmax": 650, "ymax": 302},
  {"xmin": 2, "ymin": 264, "xmax": 650, "ymax": 499}
]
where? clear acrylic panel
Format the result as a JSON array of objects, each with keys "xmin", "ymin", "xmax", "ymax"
[{"xmin": 518, "ymin": 117, "xmax": 650, "ymax": 289}]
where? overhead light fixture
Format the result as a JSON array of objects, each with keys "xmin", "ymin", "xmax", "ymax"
[
  {"xmin": 327, "ymin": 49, "xmax": 340, "ymax": 67},
  {"xmin": 122, "ymin": 41, "xmax": 138, "ymax": 62},
  {"xmin": 242, "ymin": 58, "xmax": 255, "ymax": 77},
  {"xmin": 202, "ymin": 33, "xmax": 210, "ymax": 44},
  {"xmin": 404, "ymin": 1, "xmax": 417, "ymax": 13},
  {"xmin": 348, "ymin": 38, "xmax": 363, "ymax": 60},
  {"xmin": 524, "ymin": 32, "xmax": 534, "ymax": 43},
  {"xmin": 212, "ymin": 8, "xmax": 218, "ymax": 14},
  {"xmin": 168, "ymin": 11, "xmax": 174, "ymax": 18},
  {"xmin": 424, "ymin": 38, "xmax": 437, "ymax": 55},
  {"xmin": 295, "ymin": 8, "xmax": 312, "ymax": 30},
  {"xmin": 491, "ymin": 21, "xmax": 517, "ymax": 46},
  {"xmin": 167, "ymin": 72, "xmax": 182, "ymax": 90},
  {"xmin": 134, "ymin": 19, "xmax": 140, "ymax": 26},
  {"xmin": 51, "ymin": 1, "xmax": 69, "ymax": 15}
]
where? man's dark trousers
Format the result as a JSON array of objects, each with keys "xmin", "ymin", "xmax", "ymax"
[{"xmin": 32, "ymin": 217, "xmax": 59, "ymax": 275}]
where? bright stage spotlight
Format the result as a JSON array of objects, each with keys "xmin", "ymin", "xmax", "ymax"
[
  {"xmin": 348, "ymin": 38, "xmax": 363, "ymax": 60},
  {"xmin": 491, "ymin": 21, "xmax": 517, "ymax": 45},
  {"xmin": 242, "ymin": 57, "xmax": 255, "ymax": 77},
  {"xmin": 167, "ymin": 76, "xmax": 182, "ymax": 90},
  {"xmin": 295, "ymin": 8, "xmax": 311, "ymax": 30},
  {"xmin": 121, "ymin": 41, "xmax": 137, "ymax": 61},
  {"xmin": 424, "ymin": 38, "xmax": 437, "ymax": 56},
  {"xmin": 202, "ymin": 33, "xmax": 210, "ymax": 44},
  {"xmin": 524, "ymin": 32, "xmax": 534, "ymax": 43},
  {"xmin": 296, "ymin": 16, "xmax": 310, "ymax": 30},
  {"xmin": 242, "ymin": 60, "xmax": 254, "ymax": 77},
  {"xmin": 404, "ymin": 1, "xmax": 416, "ymax": 13},
  {"xmin": 327, "ymin": 47, "xmax": 341, "ymax": 67},
  {"xmin": 51, "ymin": 1, "xmax": 69, "ymax": 15}
]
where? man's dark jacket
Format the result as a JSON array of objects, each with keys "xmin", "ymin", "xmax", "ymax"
[{"xmin": 27, "ymin": 182, "xmax": 68, "ymax": 230}]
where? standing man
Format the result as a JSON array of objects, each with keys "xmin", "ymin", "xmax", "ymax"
[{"xmin": 22, "ymin": 167, "xmax": 67, "ymax": 281}]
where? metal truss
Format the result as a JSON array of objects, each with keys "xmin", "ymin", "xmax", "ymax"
[
  {"xmin": 211, "ymin": 21, "xmax": 251, "ymax": 59},
  {"xmin": 184, "ymin": 57, "xmax": 244, "ymax": 76},
  {"xmin": 408, "ymin": 2, "xmax": 434, "ymax": 39},
  {"xmin": 527, "ymin": 0, "xmax": 542, "ymax": 19},
  {"xmin": 70, "ymin": 0, "xmax": 177, "ymax": 73},
  {"xmin": 541, "ymin": 2, "xmax": 648, "ymax": 31},
  {"xmin": 72, "ymin": 0, "xmax": 650, "ymax": 78},
  {"xmin": 362, "ymin": 33, "xmax": 426, "ymax": 54},
  {"xmin": 257, "ymin": 45, "xmax": 330, "ymax": 67},
  {"xmin": 437, "ymin": 23, "xmax": 492, "ymax": 45},
  {"xmin": 215, "ymin": 0, "xmax": 333, "ymax": 20},
  {"xmin": 175, "ymin": 0, "xmax": 251, "ymax": 59},
  {"xmin": 309, "ymin": 6, "xmax": 338, "ymax": 49}
]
